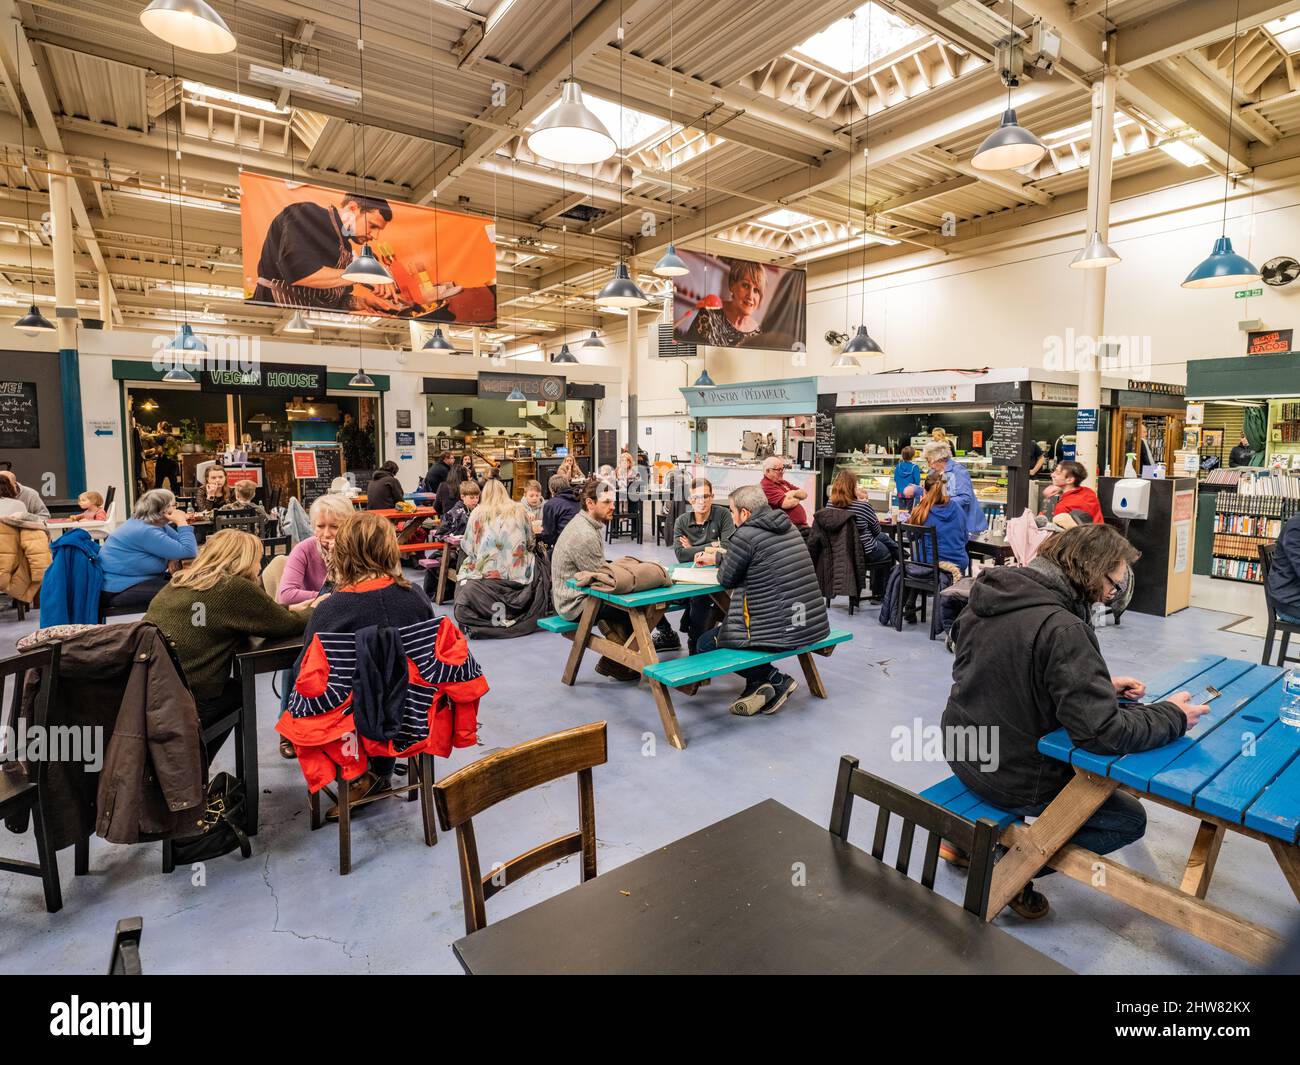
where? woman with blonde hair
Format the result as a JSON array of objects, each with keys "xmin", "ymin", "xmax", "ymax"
[
  {"xmin": 278, "ymin": 493, "xmax": 353, "ymax": 606},
  {"xmin": 454, "ymin": 477, "xmax": 550, "ymax": 637},
  {"xmin": 289, "ymin": 511, "xmax": 433, "ymax": 807},
  {"xmin": 145, "ymin": 529, "xmax": 309, "ymax": 763}
]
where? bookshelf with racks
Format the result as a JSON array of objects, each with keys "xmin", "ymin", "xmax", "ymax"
[{"xmin": 1210, "ymin": 473, "xmax": 1300, "ymax": 583}]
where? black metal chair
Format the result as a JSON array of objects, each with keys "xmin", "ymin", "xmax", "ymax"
[
  {"xmin": 892, "ymin": 523, "xmax": 944, "ymax": 639},
  {"xmin": 1260, "ymin": 544, "xmax": 1300, "ymax": 668},
  {"xmin": 605, "ymin": 498, "xmax": 641, "ymax": 543},
  {"xmin": 0, "ymin": 644, "xmax": 90, "ymax": 912},
  {"xmin": 259, "ymin": 534, "xmax": 291, "ymax": 571},
  {"xmin": 108, "ymin": 917, "xmax": 143, "ymax": 975},
  {"xmin": 103, "ymin": 485, "xmax": 116, "ymax": 515},
  {"xmin": 829, "ymin": 755, "xmax": 998, "ymax": 918},
  {"xmin": 212, "ymin": 504, "xmax": 264, "ymax": 536}
]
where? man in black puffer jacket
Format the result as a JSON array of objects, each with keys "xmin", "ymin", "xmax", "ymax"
[{"xmin": 696, "ymin": 484, "xmax": 829, "ymax": 717}]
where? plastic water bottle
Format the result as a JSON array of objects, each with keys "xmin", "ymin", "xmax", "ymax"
[{"xmin": 1282, "ymin": 670, "xmax": 1300, "ymax": 729}]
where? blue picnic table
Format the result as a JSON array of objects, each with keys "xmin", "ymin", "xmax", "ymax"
[{"xmin": 980, "ymin": 653, "xmax": 1300, "ymax": 965}]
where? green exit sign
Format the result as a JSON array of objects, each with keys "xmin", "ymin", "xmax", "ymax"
[{"xmin": 1235, "ymin": 288, "xmax": 1263, "ymax": 298}]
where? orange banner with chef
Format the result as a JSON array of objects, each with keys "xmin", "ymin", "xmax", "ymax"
[{"xmin": 240, "ymin": 172, "xmax": 496, "ymax": 325}]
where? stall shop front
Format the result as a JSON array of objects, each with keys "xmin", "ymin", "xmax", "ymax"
[
  {"xmin": 113, "ymin": 359, "xmax": 386, "ymax": 509},
  {"xmin": 423, "ymin": 371, "xmax": 602, "ymax": 498},
  {"xmin": 1187, "ymin": 351, "xmax": 1300, "ymax": 583},
  {"xmin": 678, "ymin": 376, "xmax": 819, "ymax": 502}
]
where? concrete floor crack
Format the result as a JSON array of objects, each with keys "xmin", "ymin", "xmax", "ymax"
[{"xmin": 261, "ymin": 852, "xmax": 366, "ymax": 965}]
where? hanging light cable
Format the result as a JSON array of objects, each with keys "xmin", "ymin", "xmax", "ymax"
[
  {"xmin": 597, "ymin": 1, "xmax": 648, "ymax": 309},
  {"xmin": 423, "ymin": 9, "xmax": 455, "ymax": 352},
  {"xmin": 552, "ymin": 159, "xmax": 579, "ymax": 364},
  {"xmin": 692, "ymin": 103, "xmax": 713, "ymax": 387},
  {"xmin": 971, "ymin": 0, "xmax": 1046, "ymax": 172},
  {"xmin": 581, "ymin": 168, "xmax": 605, "ymax": 349},
  {"xmin": 12, "ymin": 24, "xmax": 53, "ymax": 337},
  {"xmin": 653, "ymin": 0, "xmax": 688, "ymax": 278},
  {"xmin": 1070, "ymin": 0, "xmax": 1121, "ymax": 270},
  {"xmin": 161, "ymin": 47, "xmax": 201, "ymax": 379},
  {"xmin": 341, "ymin": 0, "xmax": 394, "ymax": 287},
  {"xmin": 527, "ymin": 0, "xmax": 615, "ymax": 165},
  {"xmin": 1182, "ymin": 0, "xmax": 1260, "ymax": 289},
  {"xmin": 842, "ymin": 11, "xmax": 883, "ymax": 360}
]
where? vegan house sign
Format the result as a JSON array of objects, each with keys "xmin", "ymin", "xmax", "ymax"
[{"xmin": 200, "ymin": 363, "xmax": 327, "ymax": 395}]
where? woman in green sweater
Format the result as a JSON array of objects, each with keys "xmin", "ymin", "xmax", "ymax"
[{"xmin": 146, "ymin": 529, "xmax": 314, "ymax": 764}]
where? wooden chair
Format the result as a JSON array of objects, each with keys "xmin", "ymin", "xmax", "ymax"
[
  {"xmin": 308, "ymin": 753, "xmax": 439, "ymax": 876},
  {"xmin": 433, "ymin": 721, "xmax": 608, "ymax": 935},
  {"xmin": 829, "ymin": 755, "xmax": 998, "ymax": 917},
  {"xmin": 108, "ymin": 916, "xmax": 143, "ymax": 975},
  {"xmin": 1259, "ymin": 544, "xmax": 1300, "ymax": 668},
  {"xmin": 893, "ymin": 523, "xmax": 944, "ymax": 639},
  {"xmin": 259, "ymin": 534, "xmax": 291, "ymax": 571},
  {"xmin": 212, "ymin": 504, "xmax": 263, "ymax": 536},
  {"xmin": 0, "ymin": 644, "xmax": 90, "ymax": 912}
]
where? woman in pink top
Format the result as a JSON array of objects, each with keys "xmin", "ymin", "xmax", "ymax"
[{"xmin": 277, "ymin": 493, "xmax": 353, "ymax": 605}]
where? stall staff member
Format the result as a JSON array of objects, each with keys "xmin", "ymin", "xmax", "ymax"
[
  {"xmin": 1229, "ymin": 434, "xmax": 1254, "ymax": 468},
  {"xmin": 760, "ymin": 456, "xmax": 808, "ymax": 531},
  {"xmin": 1136, "ymin": 422, "xmax": 1156, "ymax": 471},
  {"xmin": 922, "ymin": 441, "xmax": 987, "ymax": 538},
  {"xmin": 252, "ymin": 192, "xmax": 400, "ymax": 314}
]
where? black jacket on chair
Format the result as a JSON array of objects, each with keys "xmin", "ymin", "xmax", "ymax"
[
  {"xmin": 808, "ymin": 506, "xmax": 867, "ymax": 601},
  {"xmin": 716, "ymin": 506, "xmax": 829, "ymax": 651},
  {"xmin": 366, "ymin": 471, "xmax": 405, "ymax": 511},
  {"xmin": 942, "ymin": 558, "xmax": 1186, "ymax": 809}
]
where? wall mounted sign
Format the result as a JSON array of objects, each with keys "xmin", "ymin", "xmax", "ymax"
[
  {"xmin": 395, "ymin": 409, "xmax": 412, "ymax": 429},
  {"xmin": 200, "ymin": 362, "xmax": 327, "ymax": 395},
  {"xmin": 395, "ymin": 431, "xmax": 416, "ymax": 447},
  {"xmin": 1076, "ymin": 408, "xmax": 1098, "ymax": 433},
  {"xmin": 0, "ymin": 381, "xmax": 38, "ymax": 449},
  {"xmin": 680, "ymin": 377, "xmax": 819, "ymax": 417},
  {"xmin": 292, "ymin": 449, "xmax": 319, "ymax": 479},
  {"xmin": 477, "ymin": 371, "xmax": 566, "ymax": 403},
  {"xmin": 839, "ymin": 383, "xmax": 976, "ymax": 407},
  {"xmin": 989, "ymin": 402, "xmax": 1026, "ymax": 466},
  {"xmin": 1246, "ymin": 328, "xmax": 1292, "ymax": 355}
]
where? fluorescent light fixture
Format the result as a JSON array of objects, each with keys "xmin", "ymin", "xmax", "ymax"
[
  {"xmin": 140, "ymin": 0, "xmax": 236, "ymax": 54},
  {"xmin": 157, "ymin": 280, "xmax": 243, "ymax": 299},
  {"xmin": 113, "ymin": 186, "xmax": 238, "ymax": 214},
  {"xmin": 1158, "ymin": 139, "xmax": 1208, "ymax": 167},
  {"xmin": 182, "ymin": 79, "xmax": 285, "ymax": 113},
  {"xmin": 248, "ymin": 64, "xmax": 362, "ymax": 107}
]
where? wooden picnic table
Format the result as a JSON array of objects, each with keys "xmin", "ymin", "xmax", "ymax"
[
  {"xmin": 985, "ymin": 653, "xmax": 1300, "ymax": 964},
  {"xmin": 560, "ymin": 577, "xmax": 730, "ymax": 751},
  {"xmin": 368, "ymin": 507, "xmax": 439, "ymax": 545},
  {"xmin": 454, "ymin": 799, "xmax": 1071, "ymax": 975}
]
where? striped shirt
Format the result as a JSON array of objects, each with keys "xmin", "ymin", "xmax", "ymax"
[{"xmin": 848, "ymin": 499, "xmax": 884, "ymax": 553}]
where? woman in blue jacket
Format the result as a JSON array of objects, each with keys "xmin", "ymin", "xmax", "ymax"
[
  {"xmin": 907, "ymin": 473, "xmax": 969, "ymax": 570},
  {"xmin": 99, "ymin": 488, "xmax": 197, "ymax": 612}
]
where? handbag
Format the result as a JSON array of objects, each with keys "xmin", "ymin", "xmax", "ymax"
[{"xmin": 168, "ymin": 772, "xmax": 251, "ymax": 864}]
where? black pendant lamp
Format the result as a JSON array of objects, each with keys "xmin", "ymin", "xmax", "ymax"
[
  {"xmin": 341, "ymin": 0, "xmax": 394, "ymax": 288},
  {"xmin": 971, "ymin": 1, "xmax": 1046, "ymax": 172}
]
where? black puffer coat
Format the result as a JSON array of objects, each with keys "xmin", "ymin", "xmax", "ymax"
[
  {"xmin": 366, "ymin": 470, "xmax": 405, "ymax": 511},
  {"xmin": 808, "ymin": 505, "xmax": 866, "ymax": 601},
  {"xmin": 943, "ymin": 558, "xmax": 1186, "ymax": 809},
  {"xmin": 717, "ymin": 506, "xmax": 830, "ymax": 650}
]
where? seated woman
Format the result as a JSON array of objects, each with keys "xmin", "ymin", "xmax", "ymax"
[
  {"xmin": 365, "ymin": 461, "xmax": 405, "ymax": 512},
  {"xmin": 907, "ymin": 472, "xmax": 969, "ymax": 571},
  {"xmin": 278, "ymin": 493, "xmax": 352, "ymax": 606},
  {"xmin": 145, "ymin": 529, "xmax": 310, "ymax": 764},
  {"xmin": 99, "ymin": 488, "xmax": 198, "ymax": 612},
  {"xmin": 194, "ymin": 463, "xmax": 229, "ymax": 515},
  {"xmin": 1039, "ymin": 459, "xmax": 1104, "ymax": 526},
  {"xmin": 941, "ymin": 524, "xmax": 1208, "ymax": 918},
  {"xmin": 287, "ymin": 511, "xmax": 435, "ymax": 810},
  {"xmin": 434, "ymin": 464, "xmax": 466, "ymax": 518},
  {"xmin": 453, "ymin": 479, "xmax": 548, "ymax": 637}
]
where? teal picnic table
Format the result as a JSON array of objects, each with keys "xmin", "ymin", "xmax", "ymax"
[
  {"xmin": 561, "ymin": 576, "xmax": 730, "ymax": 750},
  {"xmin": 983, "ymin": 653, "xmax": 1300, "ymax": 964}
]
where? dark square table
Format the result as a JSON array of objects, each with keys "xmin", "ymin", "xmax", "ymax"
[{"xmin": 454, "ymin": 799, "xmax": 1072, "ymax": 975}]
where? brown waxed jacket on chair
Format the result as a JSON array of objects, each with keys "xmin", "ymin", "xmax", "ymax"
[
  {"xmin": 14, "ymin": 620, "xmax": 205, "ymax": 848},
  {"xmin": 0, "ymin": 515, "xmax": 52, "ymax": 604}
]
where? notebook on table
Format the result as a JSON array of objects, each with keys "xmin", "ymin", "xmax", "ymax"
[{"xmin": 671, "ymin": 566, "xmax": 720, "ymax": 585}]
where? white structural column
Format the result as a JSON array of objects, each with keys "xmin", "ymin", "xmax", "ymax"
[
  {"xmin": 48, "ymin": 151, "xmax": 77, "ymax": 348},
  {"xmin": 626, "ymin": 309, "xmax": 640, "ymax": 465},
  {"xmin": 1076, "ymin": 70, "xmax": 1118, "ymax": 478},
  {"xmin": 97, "ymin": 271, "xmax": 113, "ymax": 330}
]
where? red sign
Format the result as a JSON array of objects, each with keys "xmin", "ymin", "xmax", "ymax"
[
  {"xmin": 225, "ymin": 467, "xmax": 263, "ymax": 488},
  {"xmin": 292, "ymin": 449, "xmax": 319, "ymax": 480},
  {"xmin": 1246, "ymin": 328, "xmax": 1292, "ymax": 355}
]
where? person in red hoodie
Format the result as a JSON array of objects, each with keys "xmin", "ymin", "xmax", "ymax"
[{"xmin": 1040, "ymin": 459, "xmax": 1104, "ymax": 526}]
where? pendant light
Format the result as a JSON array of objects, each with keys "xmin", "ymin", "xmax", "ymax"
[
  {"xmin": 1182, "ymin": 0, "xmax": 1259, "ymax": 290},
  {"xmin": 348, "ymin": 367, "xmax": 375, "ymax": 388},
  {"xmin": 1070, "ymin": 0, "xmax": 1120, "ymax": 270},
  {"xmin": 423, "ymin": 325, "xmax": 455, "ymax": 351},
  {"xmin": 11, "ymin": 28, "xmax": 54, "ymax": 337},
  {"xmin": 844, "ymin": 12, "xmax": 884, "ymax": 361},
  {"xmin": 157, "ymin": 43, "xmax": 200, "ymax": 383},
  {"xmin": 971, "ymin": 1, "xmax": 1046, "ymax": 172},
  {"xmin": 693, "ymin": 367, "xmax": 715, "ymax": 388},
  {"xmin": 596, "ymin": 4, "xmax": 648, "ymax": 309},
  {"xmin": 581, "ymin": 329, "xmax": 606, "ymax": 349},
  {"xmin": 526, "ymin": 0, "xmax": 614, "ymax": 165},
  {"xmin": 507, "ymin": 383, "xmax": 527, "ymax": 401},
  {"xmin": 552, "ymin": 342, "xmax": 578, "ymax": 364},
  {"xmin": 341, "ymin": 0, "xmax": 394, "ymax": 288},
  {"xmin": 653, "ymin": 2, "xmax": 690, "ymax": 278},
  {"xmin": 284, "ymin": 310, "xmax": 314, "ymax": 334},
  {"xmin": 140, "ymin": 0, "xmax": 236, "ymax": 54}
]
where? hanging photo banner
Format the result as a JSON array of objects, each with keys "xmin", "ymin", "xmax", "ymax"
[
  {"xmin": 671, "ymin": 249, "xmax": 806, "ymax": 352},
  {"xmin": 240, "ymin": 173, "xmax": 497, "ymax": 325}
]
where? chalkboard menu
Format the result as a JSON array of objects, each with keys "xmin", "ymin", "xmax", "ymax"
[
  {"xmin": 815, "ymin": 412, "xmax": 836, "ymax": 458},
  {"xmin": 297, "ymin": 445, "xmax": 341, "ymax": 506},
  {"xmin": 989, "ymin": 402, "xmax": 1025, "ymax": 466},
  {"xmin": 0, "ymin": 381, "xmax": 39, "ymax": 449}
]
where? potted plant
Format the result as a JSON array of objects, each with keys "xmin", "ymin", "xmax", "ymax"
[{"xmin": 178, "ymin": 418, "xmax": 214, "ymax": 453}]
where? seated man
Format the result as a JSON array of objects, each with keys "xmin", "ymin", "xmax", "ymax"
[
  {"xmin": 550, "ymin": 480, "xmax": 637, "ymax": 682},
  {"xmin": 1267, "ymin": 511, "xmax": 1300, "ymax": 626},
  {"xmin": 653, "ymin": 477, "xmax": 735, "ymax": 653},
  {"xmin": 697, "ymin": 484, "xmax": 829, "ymax": 717},
  {"xmin": 539, "ymin": 475, "xmax": 581, "ymax": 547},
  {"xmin": 759, "ymin": 457, "xmax": 809, "ymax": 534}
]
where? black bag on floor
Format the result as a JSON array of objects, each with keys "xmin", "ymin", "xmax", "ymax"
[{"xmin": 167, "ymin": 772, "xmax": 251, "ymax": 864}]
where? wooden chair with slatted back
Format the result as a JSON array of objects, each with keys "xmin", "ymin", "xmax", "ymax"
[
  {"xmin": 829, "ymin": 755, "xmax": 999, "ymax": 917},
  {"xmin": 432, "ymin": 721, "xmax": 608, "ymax": 935}
]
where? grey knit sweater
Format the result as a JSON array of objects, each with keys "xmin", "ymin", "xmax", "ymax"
[{"xmin": 551, "ymin": 511, "xmax": 607, "ymax": 619}]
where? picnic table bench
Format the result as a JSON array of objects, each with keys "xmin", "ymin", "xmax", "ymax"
[{"xmin": 921, "ymin": 653, "xmax": 1300, "ymax": 964}]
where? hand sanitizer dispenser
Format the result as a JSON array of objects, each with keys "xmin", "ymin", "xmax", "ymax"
[{"xmin": 1111, "ymin": 478, "xmax": 1151, "ymax": 521}]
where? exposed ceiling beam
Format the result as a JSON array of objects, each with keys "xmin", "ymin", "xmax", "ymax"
[
  {"xmin": 1116, "ymin": 0, "xmax": 1300, "ymax": 71},
  {"xmin": 917, "ymin": 146, "xmax": 1054, "ymax": 205}
]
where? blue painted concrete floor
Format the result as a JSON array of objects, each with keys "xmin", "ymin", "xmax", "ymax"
[{"xmin": 0, "ymin": 544, "xmax": 1292, "ymax": 974}]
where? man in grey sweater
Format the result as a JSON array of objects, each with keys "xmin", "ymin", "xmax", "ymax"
[{"xmin": 551, "ymin": 480, "xmax": 638, "ymax": 681}]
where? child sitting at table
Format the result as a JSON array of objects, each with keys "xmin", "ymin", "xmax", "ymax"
[
  {"xmin": 441, "ymin": 479, "xmax": 480, "ymax": 538},
  {"xmin": 521, "ymin": 479, "xmax": 544, "ymax": 534},
  {"xmin": 218, "ymin": 481, "xmax": 269, "ymax": 533},
  {"xmin": 73, "ymin": 490, "xmax": 107, "ymax": 521}
]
